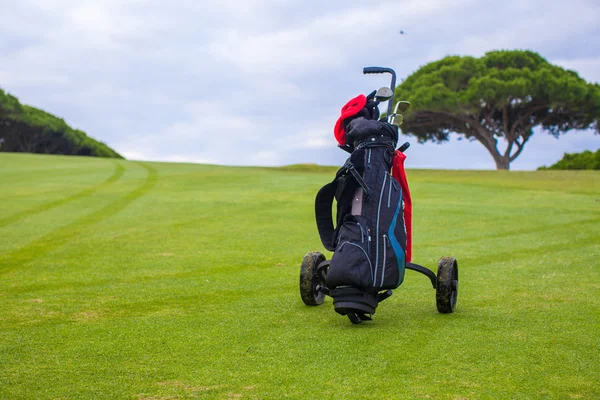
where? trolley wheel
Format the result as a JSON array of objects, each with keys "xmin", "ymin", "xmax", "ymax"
[
  {"xmin": 436, "ymin": 256, "xmax": 458, "ymax": 313},
  {"xmin": 300, "ymin": 252, "xmax": 326, "ymax": 306}
]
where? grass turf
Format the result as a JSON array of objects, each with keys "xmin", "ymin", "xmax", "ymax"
[{"xmin": 0, "ymin": 152, "xmax": 598, "ymax": 399}]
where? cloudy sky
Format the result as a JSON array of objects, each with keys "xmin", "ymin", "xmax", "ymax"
[{"xmin": 1, "ymin": 0, "xmax": 599, "ymax": 169}]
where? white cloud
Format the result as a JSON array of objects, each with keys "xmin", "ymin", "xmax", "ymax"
[{"xmin": 209, "ymin": 0, "xmax": 476, "ymax": 78}]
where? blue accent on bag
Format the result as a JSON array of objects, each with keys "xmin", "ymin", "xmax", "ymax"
[{"xmin": 388, "ymin": 196, "xmax": 406, "ymax": 286}]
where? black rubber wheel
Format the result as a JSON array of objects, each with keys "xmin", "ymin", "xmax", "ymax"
[
  {"xmin": 436, "ymin": 257, "xmax": 458, "ymax": 313},
  {"xmin": 300, "ymin": 252, "xmax": 326, "ymax": 306}
]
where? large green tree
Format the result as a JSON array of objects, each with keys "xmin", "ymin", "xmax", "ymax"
[{"xmin": 394, "ymin": 50, "xmax": 600, "ymax": 169}]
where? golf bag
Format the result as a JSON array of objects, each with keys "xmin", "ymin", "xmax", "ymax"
[
  {"xmin": 315, "ymin": 114, "xmax": 409, "ymax": 319},
  {"xmin": 300, "ymin": 67, "xmax": 457, "ymax": 324}
]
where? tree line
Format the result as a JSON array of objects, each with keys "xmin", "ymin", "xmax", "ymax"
[{"xmin": 0, "ymin": 88, "xmax": 122, "ymax": 158}]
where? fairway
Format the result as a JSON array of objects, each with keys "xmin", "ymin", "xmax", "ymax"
[{"xmin": 0, "ymin": 152, "xmax": 598, "ymax": 399}]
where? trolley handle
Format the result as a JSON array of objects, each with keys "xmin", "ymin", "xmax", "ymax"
[
  {"xmin": 363, "ymin": 67, "xmax": 394, "ymax": 75},
  {"xmin": 363, "ymin": 67, "xmax": 397, "ymax": 116}
]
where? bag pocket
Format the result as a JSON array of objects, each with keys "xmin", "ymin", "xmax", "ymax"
[
  {"xmin": 378, "ymin": 178, "xmax": 406, "ymax": 289},
  {"xmin": 379, "ymin": 234, "xmax": 404, "ymax": 289},
  {"xmin": 326, "ymin": 221, "xmax": 373, "ymax": 290}
]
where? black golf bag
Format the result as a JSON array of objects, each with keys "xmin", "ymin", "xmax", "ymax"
[
  {"xmin": 300, "ymin": 66, "xmax": 458, "ymax": 325},
  {"xmin": 315, "ymin": 117, "xmax": 407, "ymax": 320}
]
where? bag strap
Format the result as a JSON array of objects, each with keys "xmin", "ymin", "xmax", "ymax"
[
  {"xmin": 315, "ymin": 180, "xmax": 338, "ymax": 251},
  {"xmin": 345, "ymin": 161, "xmax": 370, "ymax": 199},
  {"xmin": 314, "ymin": 160, "xmax": 369, "ymax": 251}
]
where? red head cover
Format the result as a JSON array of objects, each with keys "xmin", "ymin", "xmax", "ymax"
[{"xmin": 333, "ymin": 94, "xmax": 367, "ymax": 145}]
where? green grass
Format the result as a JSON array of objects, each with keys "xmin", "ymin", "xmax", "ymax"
[{"xmin": 0, "ymin": 152, "xmax": 598, "ymax": 400}]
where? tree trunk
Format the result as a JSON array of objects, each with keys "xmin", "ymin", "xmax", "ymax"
[
  {"xmin": 493, "ymin": 155, "xmax": 510, "ymax": 170},
  {"xmin": 471, "ymin": 126, "xmax": 511, "ymax": 170}
]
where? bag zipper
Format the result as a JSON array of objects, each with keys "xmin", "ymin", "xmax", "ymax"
[
  {"xmin": 381, "ymin": 235, "xmax": 388, "ymax": 285},
  {"xmin": 387, "ymin": 173, "xmax": 392, "ymax": 207},
  {"xmin": 357, "ymin": 222, "xmax": 365, "ymax": 244},
  {"xmin": 373, "ymin": 171, "xmax": 387, "ymax": 287}
]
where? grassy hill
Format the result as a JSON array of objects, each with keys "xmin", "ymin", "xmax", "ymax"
[{"xmin": 0, "ymin": 153, "xmax": 598, "ymax": 399}]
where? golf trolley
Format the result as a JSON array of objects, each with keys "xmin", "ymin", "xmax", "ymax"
[{"xmin": 299, "ymin": 67, "xmax": 459, "ymax": 324}]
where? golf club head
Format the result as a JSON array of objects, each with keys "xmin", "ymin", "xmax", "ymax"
[
  {"xmin": 375, "ymin": 87, "xmax": 394, "ymax": 102},
  {"xmin": 391, "ymin": 114, "xmax": 404, "ymax": 126},
  {"xmin": 394, "ymin": 101, "xmax": 411, "ymax": 113},
  {"xmin": 389, "ymin": 101, "xmax": 411, "ymax": 126}
]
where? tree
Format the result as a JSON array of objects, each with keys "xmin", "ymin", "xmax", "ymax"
[
  {"xmin": 0, "ymin": 88, "xmax": 122, "ymax": 158},
  {"xmin": 394, "ymin": 50, "xmax": 600, "ymax": 170}
]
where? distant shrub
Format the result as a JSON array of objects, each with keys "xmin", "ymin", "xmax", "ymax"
[{"xmin": 538, "ymin": 149, "xmax": 600, "ymax": 170}]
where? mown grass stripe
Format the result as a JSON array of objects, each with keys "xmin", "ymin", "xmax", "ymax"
[
  {"xmin": 418, "ymin": 217, "xmax": 600, "ymax": 248},
  {"xmin": 454, "ymin": 233, "xmax": 599, "ymax": 266},
  {"xmin": 0, "ymin": 163, "xmax": 157, "ymax": 275},
  {"xmin": 0, "ymin": 162, "xmax": 125, "ymax": 228}
]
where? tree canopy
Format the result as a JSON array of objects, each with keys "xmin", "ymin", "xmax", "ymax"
[
  {"xmin": 538, "ymin": 148, "xmax": 600, "ymax": 170},
  {"xmin": 0, "ymin": 88, "xmax": 122, "ymax": 158},
  {"xmin": 394, "ymin": 50, "xmax": 600, "ymax": 169}
]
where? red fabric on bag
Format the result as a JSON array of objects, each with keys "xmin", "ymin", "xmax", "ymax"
[
  {"xmin": 334, "ymin": 94, "xmax": 367, "ymax": 145},
  {"xmin": 392, "ymin": 150, "xmax": 412, "ymax": 263}
]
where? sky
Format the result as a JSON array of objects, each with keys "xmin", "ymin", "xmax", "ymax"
[{"xmin": 1, "ymin": 0, "xmax": 599, "ymax": 170}]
